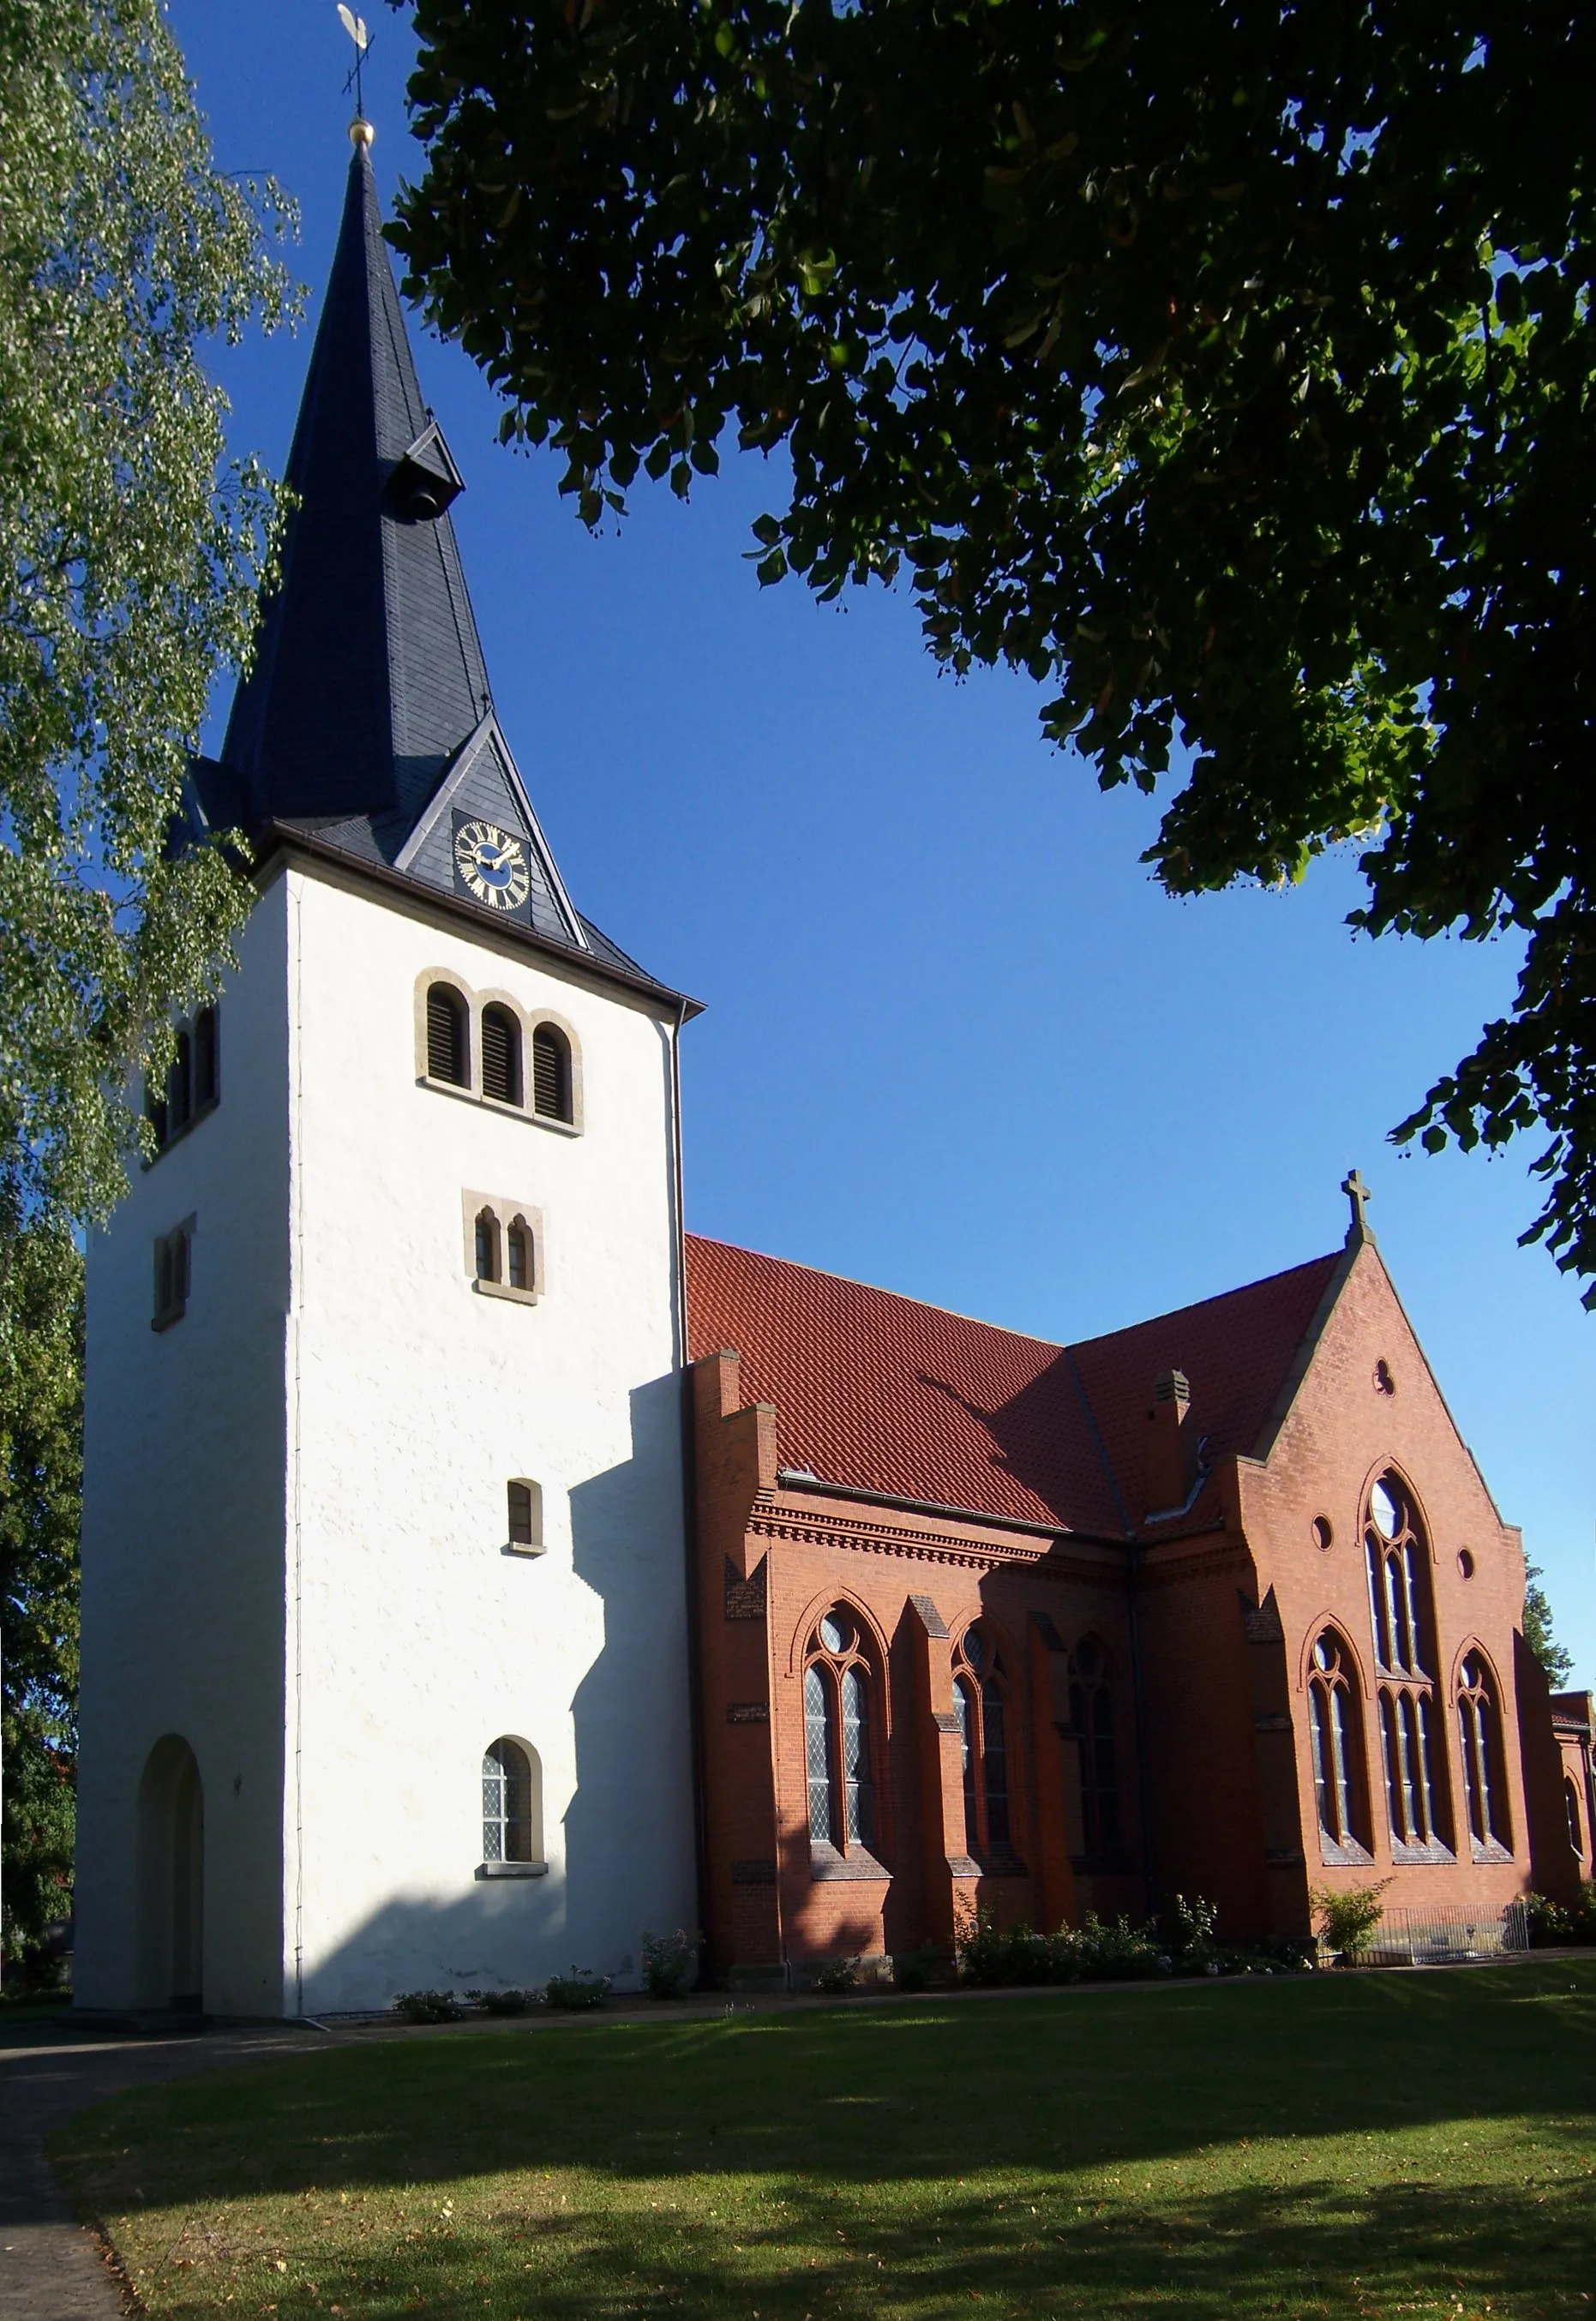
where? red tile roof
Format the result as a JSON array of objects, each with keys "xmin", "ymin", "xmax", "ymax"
[{"xmin": 685, "ymin": 1234, "xmax": 1343, "ymax": 1535}]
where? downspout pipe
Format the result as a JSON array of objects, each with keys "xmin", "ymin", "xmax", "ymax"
[{"xmin": 669, "ymin": 998, "xmax": 711, "ymax": 1979}]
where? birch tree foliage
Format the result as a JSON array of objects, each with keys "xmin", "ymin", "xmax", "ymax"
[
  {"xmin": 0, "ymin": 0, "xmax": 296, "ymax": 1235},
  {"xmin": 390, "ymin": 0, "xmax": 1596, "ymax": 1297}
]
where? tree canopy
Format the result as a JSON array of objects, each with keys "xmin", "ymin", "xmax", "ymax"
[
  {"xmin": 1, "ymin": 0, "xmax": 294, "ymax": 1233},
  {"xmin": 392, "ymin": 0, "xmax": 1596, "ymax": 1295}
]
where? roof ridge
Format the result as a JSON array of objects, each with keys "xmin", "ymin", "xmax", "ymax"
[
  {"xmin": 1065, "ymin": 1248, "xmax": 1342, "ymax": 1357},
  {"xmin": 683, "ymin": 1234, "xmax": 1067, "ymax": 1352}
]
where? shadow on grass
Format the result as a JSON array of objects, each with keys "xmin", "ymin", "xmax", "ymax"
[{"xmin": 52, "ymin": 1963, "xmax": 1596, "ymax": 2318}]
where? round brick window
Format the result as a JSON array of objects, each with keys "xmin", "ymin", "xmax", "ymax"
[
  {"xmin": 1458, "ymin": 1548, "xmax": 1475, "ymax": 1580},
  {"xmin": 1311, "ymin": 1515, "xmax": 1334, "ymax": 1552}
]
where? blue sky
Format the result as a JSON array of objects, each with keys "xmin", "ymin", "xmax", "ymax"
[{"xmin": 173, "ymin": 1, "xmax": 1593, "ymax": 1684}]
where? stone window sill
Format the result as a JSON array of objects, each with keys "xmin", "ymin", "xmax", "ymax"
[
  {"xmin": 503, "ymin": 1540, "xmax": 547, "ymax": 1558},
  {"xmin": 419, "ymin": 1075, "xmax": 581, "ymax": 1137},
  {"xmin": 1389, "ymin": 1838, "xmax": 1457, "ymax": 1866},
  {"xmin": 477, "ymin": 1860, "xmax": 548, "ymax": 1880},
  {"xmin": 1469, "ymin": 1837, "xmax": 1514, "ymax": 1866},
  {"xmin": 150, "ymin": 1304, "xmax": 188, "ymax": 1334},
  {"xmin": 473, "ymin": 1277, "xmax": 540, "ymax": 1308},
  {"xmin": 810, "ymin": 1844, "xmax": 891, "ymax": 1883},
  {"xmin": 1318, "ymin": 1835, "xmax": 1375, "ymax": 1868}
]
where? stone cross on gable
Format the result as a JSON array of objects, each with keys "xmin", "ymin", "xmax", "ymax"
[{"xmin": 1341, "ymin": 1168, "xmax": 1373, "ymax": 1244}]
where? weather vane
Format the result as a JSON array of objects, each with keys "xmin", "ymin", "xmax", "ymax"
[{"xmin": 337, "ymin": 4, "xmax": 373, "ymax": 133}]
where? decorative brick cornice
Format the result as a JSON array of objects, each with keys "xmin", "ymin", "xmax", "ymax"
[{"xmin": 745, "ymin": 1498, "xmax": 1124, "ymax": 1586}]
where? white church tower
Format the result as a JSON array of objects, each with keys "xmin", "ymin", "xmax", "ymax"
[{"xmin": 74, "ymin": 129, "xmax": 699, "ymax": 2018}]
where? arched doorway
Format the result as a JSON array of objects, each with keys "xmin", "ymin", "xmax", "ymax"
[{"xmin": 135, "ymin": 1736, "xmax": 204, "ymax": 2011}]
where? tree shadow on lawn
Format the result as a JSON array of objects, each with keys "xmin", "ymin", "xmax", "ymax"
[{"xmin": 53, "ymin": 1964, "xmax": 1596, "ymax": 2318}]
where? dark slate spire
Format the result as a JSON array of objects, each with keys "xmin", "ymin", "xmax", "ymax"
[
  {"xmin": 195, "ymin": 130, "xmax": 683, "ymax": 993},
  {"xmin": 220, "ymin": 135, "xmax": 490, "ymax": 835}
]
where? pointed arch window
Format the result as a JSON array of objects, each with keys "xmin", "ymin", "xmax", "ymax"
[
  {"xmin": 803, "ymin": 1607, "xmax": 879, "ymax": 1861},
  {"xmin": 482, "ymin": 1004, "xmax": 523, "ymax": 1107},
  {"xmin": 1566, "ymin": 1777, "xmax": 1586, "ymax": 1863},
  {"xmin": 1365, "ymin": 1474, "xmax": 1453, "ymax": 1860},
  {"xmin": 531, "ymin": 1023, "xmax": 573, "ymax": 1122},
  {"xmin": 1067, "ymin": 1636, "xmax": 1121, "ymax": 1861},
  {"xmin": 952, "ymin": 1625, "xmax": 1014, "ymax": 1859},
  {"xmin": 474, "ymin": 1206, "xmax": 501, "ymax": 1284},
  {"xmin": 427, "ymin": 982, "xmax": 470, "ymax": 1086},
  {"xmin": 1306, "ymin": 1628, "xmax": 1371, "ymax": 1862},
  {"xmin": 1456, "ymin": 1652, "xmax": 1510, "ymax": 1858}
]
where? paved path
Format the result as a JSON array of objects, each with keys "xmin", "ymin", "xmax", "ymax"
[{"xmin": 1, "ymin": 2021, "xmax": 327, "ymax": 2320}]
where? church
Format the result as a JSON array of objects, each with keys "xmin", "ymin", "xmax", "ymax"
[{"xmin": 73, "ymin": 133, "xmax": 1594, "ymax": 2018}]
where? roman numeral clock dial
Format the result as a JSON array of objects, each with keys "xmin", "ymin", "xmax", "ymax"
[{"xmin": 453, "ymin": 817, "xmax": 531, "ymax": 913}]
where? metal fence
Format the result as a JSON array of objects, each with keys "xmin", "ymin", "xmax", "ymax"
[{"xmin": 1362, "ymin": 1898, "xmax": 1529, "ymax": 1967}]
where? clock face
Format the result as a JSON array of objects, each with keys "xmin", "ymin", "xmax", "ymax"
[{"xmin": 453, "ymin": 818, "xmax": 531, "ymax": 913}]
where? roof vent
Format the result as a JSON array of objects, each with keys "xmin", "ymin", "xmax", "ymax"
[{"xmin": 388, "ymin": 419, "xmax": 464, "ymax": 521}]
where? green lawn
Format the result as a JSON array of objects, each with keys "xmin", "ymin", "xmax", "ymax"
[{"xmin": 52, "ymin": 1960, "xmax": 1596, "ymax": 2321}]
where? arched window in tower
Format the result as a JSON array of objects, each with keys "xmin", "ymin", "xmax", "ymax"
[
  {"xmin": 474, "ymin": 1207, "xmax": 501, "ymax": 1285},
  {"xmin": 481, "ymin": 1005, "xmax": 522, "ymax": 1107},
  {"xmin": 482, "ymin": 1737, "xmax": 539, "ymax": 1865},
  {"xmin": 506, "ymin": 1215, "xmax": 531, "ymax": 1292},
  {"xmin": 1456, "ymin": 1651, "xmax": 1510, "ymax": 1856},
  {"xmin": 194, "ymin": 1005, "xmax": 219, "ymax": 1110},
  {"xmin": 1566, "ymin": 1777, "xmax": 1586, "ymax": 1862},
  {"xmin": 1365, "ymin": 1473, "xmax": 1452, "ymax": 1857},
  {"xmin": 168, "ymin": 1029, "xmax": 192, "ymax": 1131},
  {"xmin": 803, "ymin": 1607, "xmax": 878, "ymax": 1856},
  {"xmin": 531, "ymin": 1023, "xmax": 573, "ymax": 1122},
  {"xmin": 1305, "ymin": 1628, "xmax": 1370, "ymax": 1859},
  {"xmin": 952, "ymin": 1625, "xmax": 1014, "ymax": 1858},
  {"xmin": 427, "ymin": 981, "xmax": 470, "ymax": 1086}
]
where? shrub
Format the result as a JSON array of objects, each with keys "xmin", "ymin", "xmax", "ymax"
[
  {"xmin": 394, "ymin": 1989, "xmax": 463, "ymax": 2024},
  {"xmin": 465, "ymin": 1988, "xmax": 534, "ymax": 2015},
  {"xmin": 1526, "ymin": 1884, "xmax": 1596, "ymax": 1946},
  {"xmin": 813, "ymin": 1955, "xmax": 861, "ymax": 1995},
  {"xmin": 1165, "ymin": 1892, "xmax": 1221, "ymax": 1969},
  {"xmin": 893, "ymin": 1941, "xmax": 945, "ymax": 1992},
  {"xmin": 545, "ymin": 1967, "xmax": 610, "ymax": 2010},
  {"xmin": 956, "ymin": 1908, "xmax": 1164, "ymax": 1988},
  {"xmin": 641, "ymin": 1928, "xmax": 698, "ymax": 2000},
  {"xmin": 1311, "ymin": 1880, "xmax": 1391, "ymax": 1964}
]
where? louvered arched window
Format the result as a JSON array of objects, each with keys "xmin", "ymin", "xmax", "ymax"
[
  {"xmin": 1365, "ymin": 1474, "xmax": 1452, "ymax": 1857},
  {"xmin": 952, "ymin": 1625, "xmax": 1012, "ymax": 1856},
  {"xmin": 195, "ymin": 1005, "xmax": 219, "ymax": 1108},
  {"xmin": 169, "ymin": 1030, "xmax": 193, "ymax": 1131},
  {"xmin": 481, "ymin": 1004, "xmax": 522, "ymax": 1106},
  {"xmin": 1306, "ymin": 1628, "xmax": 1370, "ymax": 1858},
  {"xmin": 803, "ymin": 1607, "xmax": 877, "ymax": 1856},
  {"xmin": 1456, "ymin": 1651, "xmax": 1509, "ymax": 1856},
  {"xmin": 427, "ymin": 981, "xmax": 470, "ymax": 1086},
  {"xmin": 531, "ymin": 1023, "xmax": 573, "ymax": 1122}
]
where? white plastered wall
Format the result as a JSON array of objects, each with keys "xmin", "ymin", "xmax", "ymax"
[
  {"xmin": 284, "ymin": 862, "xmax": 696, "ymax": 2011},
  {"xmin": 75, "ymin": 879, "xmax": 293, "ymax": 2016}
]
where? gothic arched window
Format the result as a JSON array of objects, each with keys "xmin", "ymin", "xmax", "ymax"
[
  {"xmin": 507, "ymin": 1215, "xmax": 531, "ymax": 1292},
  {"xmin": 482, "ymin": 1738, "xmax": 540, "ymax": 1865},
  {"xmin": 1566, "ymin": 1777, "xmax": 1585, "ymax": 1863},
  {"xmin": 803, "ymin": 1607, "xmax": 877, "ymax": 1856},
  {"xmin": 531, "ymin": 1023, "xmax": 573, "ymax": 1122},
  {"xmin": 475, "ymin": 1207, "xmax": 501, "ymax": 1284},
  {"xmin": 1068, "ymin": 1636, "xmax": 1120, "ymax": 1857},
  {"xmin": 1306, "ymin": 1628, "xmax": 1370, "ymax": 1858},
  {"xmin": 1456, "ymin": 1651, "xmax": 1510, "ymax": 1856},
  {"xmin": 1365, "ymin": 1474, "xmax": 1452, "ymax": 1857},
  {"xmin": 481, "ymin": 1004, "xmax": 523, "ymax": 1107},
  {"xmin": 952, "ymin": 1625, "xmax": 1012, "ymax": 1856},
  {"xmin": 427, "ymin": 981, "xmax": 470, "ymax": 1086}
]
